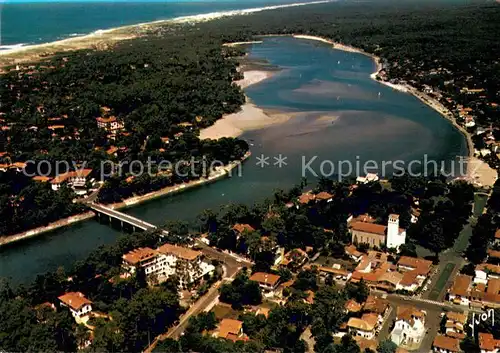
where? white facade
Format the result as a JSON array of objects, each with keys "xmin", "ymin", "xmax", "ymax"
[
  {"xmin": 122, "ymin": 246, "xmax": 215, "ymax": 288},
  {"xmin": 475, "ymin": 269, "xmax": 489, "ymax": 285},
  {"xmin": 386, "ymin": 214, "xmax": 406, "ymax": 249},
  {"xmin": 69, "ymin": 303, "xmax": 92, "ymax": 318},
  {"xmin": 391, "ymin": 317, "xmax": 426, "ymax": 346},
  {"xmin": 448, "ymin": 293, "xmax": 470, "ymax": 306}
]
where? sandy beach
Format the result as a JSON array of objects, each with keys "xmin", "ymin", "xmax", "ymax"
[
  {"xmin": 200, "ymin": 70, "xmax": 291, "ymax": 140},
  {"xmin": 0, "ymin": 1, "xmax": 332, "ymax": 68},
  {"xmin": 292, "ymin": 34, "xmax": 497, "ymax": 187}
]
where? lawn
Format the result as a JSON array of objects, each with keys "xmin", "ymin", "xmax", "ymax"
[
  {"xmin": 428, "ymin": 263, "xmax": 455, "ymax": 301},
  {"xmin": 211, "ymin": 304, "xmax": 240, "ymax": 320}
]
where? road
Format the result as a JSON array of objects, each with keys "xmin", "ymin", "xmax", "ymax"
[{"xmin": 423, "ymin": 193, "xmax": 488, "ymax": 301}]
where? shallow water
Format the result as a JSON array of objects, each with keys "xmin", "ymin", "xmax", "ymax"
[{"xmin": 0, "ymin": 37, "xmax": 467, "ymax": 285}]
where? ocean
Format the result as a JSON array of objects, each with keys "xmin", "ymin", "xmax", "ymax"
[{"xmin": 0, "ymin": 0, "xmax": 321, "ymax": 48}]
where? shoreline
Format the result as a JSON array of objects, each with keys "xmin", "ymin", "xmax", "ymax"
[
  {"xmin": 0, "ymin": 152, "xmax": 251, "ymax": 248},
  {"xmin": 199, "ymin": 69, "xmax": 291, "ymax": 140},
  {"xmin": 0, "ymin": 212, "xmax": 95, "ymax": 247},
  {"xmin": 0, "ymin": 1, "xmax": 333, "ymax": 67},
  {"xmin": 291, "ymin": 34, "xmax": 496, "ymax": 185}
]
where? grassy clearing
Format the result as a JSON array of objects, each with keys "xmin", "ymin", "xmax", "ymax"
[{"xmin": 429, "ymin": 263, "xmax": 455, "ymax": 300}]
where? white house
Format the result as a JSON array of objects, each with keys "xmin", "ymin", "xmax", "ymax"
[
  {"xmin": 50, "ymin": 169, "xmax": 92, "ymax": 191},
  {"xmin": 58, "ymin": 292, "xmax": 92, "ymax": 320},
  {"xmin": 249, "ymin": 272, "xmax": 281, "ymax": 293},
  {"xmin": 390, "ymin": 306, "xmax": 426, "ymax": 347},
  {"xmin": 122, "ymin": 247, "xmax": 164, "ymax": 276},
  {"xmin": 96, "ymin": 116, "xmax": 124, "ymax": 133},
  {"xmin": 356, "ymin": 173, "xmax": 379, "ymax": 184},
  {"xmin": 157, "ymin": 243, "xmax": 215, "ymax": 287}
]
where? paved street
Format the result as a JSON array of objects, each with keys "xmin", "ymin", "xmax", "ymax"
[
  {"xmin": 424, "ymin": 193, "xmax": 488, "ymax": 301},
  {"xmin": 142, "ymin": 242, "xmax": 251, "ymax": 353}
]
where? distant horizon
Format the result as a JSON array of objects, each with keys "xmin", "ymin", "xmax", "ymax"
[{"xmin": 4, "ymin": 0, "xmax": 311, "ymax": 4}]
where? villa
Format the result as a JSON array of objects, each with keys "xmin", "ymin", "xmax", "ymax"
[
  {"xmin": 58, "ymin": 292, "xmax": 92, "ymax": 321},
  {"xmin": 390, "ymin": 306, "xmax": 426, "ymax": 348},
  {"xmin": 249, "ymin": 272, "xmax": 281, "ymax": 294},
  {"xmin": 122, "ymin": 244, "xmax": 215, "ymax": 288}
]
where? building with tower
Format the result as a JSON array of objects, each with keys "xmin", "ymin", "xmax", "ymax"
[{"xmin": 348, "ymin": 213, "xmax": 406, "ymax": 250}]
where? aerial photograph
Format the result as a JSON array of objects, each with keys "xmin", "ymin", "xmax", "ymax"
[{"xmin": 0, "ymin": 0, "xmax": 499, "ymax": 352}]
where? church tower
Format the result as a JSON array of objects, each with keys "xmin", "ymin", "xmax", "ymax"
[{"xmin": 386, "ymin": 214, "xmax": 406, "ymax": 249}]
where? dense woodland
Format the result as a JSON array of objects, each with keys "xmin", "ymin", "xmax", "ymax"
[{"xmin": 0, "ymin": 26, "xmax": 249, "ymax": 235}]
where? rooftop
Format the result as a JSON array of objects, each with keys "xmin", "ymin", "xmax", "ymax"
[
  {"xmin": 58, "ymin": 292, "xmax": 92, "ymax": 311},
  {"xmin": 446, "ymin": 311, "xmax": 467, "ymax": 324},
  {"xmin": 315, "ymin": 191, "xmax": 334, "ymax": 200},
  {"xmin": 479, "ymin": 332, "xmax": 500, "ymax": 351},
  {"xmin": 122, "ymin": 247, "xmax": 158, "ymax": 265},
  {"xmin": 157, "ymin": 243, "xmax": 201, "ymax": 261},
  {"xmin": 433, "ymin": 335, "xmax": 460, "ymax": 352},
  {"xmin": 397, "ymin": 256, "xmax": 433, "ymax": 275},
  {"xmin": 347, "ymin": 317, "xmax": 375, "ymax": 331},
  {"xmin": 449, "ymin": 274, "xmax": 472, "ymax": 297},
  {"xmin": 219, "ymin": 319, "xmax": 244, "ymax": 341},
  {"xmin": 363, "ymin": 295, "xmax": 389, "ymax": 314},
  {"xmin": 232, "ymin": 223, "xmax": 255, "ymax": 234},
  {"xmin": 350, "ymin": 221, "xmax": 387, "ymax": 236},
  {"xmin": 249, "ymin": 272, "xmax": 281, "ymax": 287}
]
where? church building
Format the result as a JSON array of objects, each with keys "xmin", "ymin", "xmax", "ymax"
[{"xmin": 348, "ymin": 214, "xmax": 406, "ymax": 250}]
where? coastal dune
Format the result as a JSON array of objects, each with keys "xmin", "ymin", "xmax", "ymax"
[{"xmin": 0, "ymin": 1, "xmax": 333, "ymax": 66}]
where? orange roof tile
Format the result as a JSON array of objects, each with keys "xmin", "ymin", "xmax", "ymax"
[
  {"xmin": 446, "ymin": 312, "xmax": 467, "ymax": 324},
  {"xmin": 397, "ymin": 256, "xmax": 433, "ymax": 275},
  {"xmin": 219, "ymin": 319, "xmax": 243, "ymax": 340},
  {"xmin": 318, "ymin": 266, "xmax": 349, "ymax": 276},
  {"xmin": 122, "ymin": 247, "xmax": 158, "ymax": 265},
  {"xmin": 249, "ymin": 272, "xmax": 281, "ymax": 287},
  {"xmin": 232, "ymin": 223, "xmax": 255, "ymax": 234},
  {"xmin": 315, "ymin": 191, "xmax": 333, "ymax": 200},
  {"xmin": 399, "ymin": 271, "xmax": 419, "ymax": 286},
  {"xmin": 479, "ymin": 332, "xmax": 499, "ymax": 351},
  {"xmin": 96, "ymin": 116, "xmax": 117, "ymax": 123},
  {"xmin": 345, "ymin": 299, "xmax": 362, "ymax": 313},
  {"xmin": 345, "ymin": 245, "xmax": 362, "ymax": 258},
  {"xmin": 396, "ymin": 305, "xmax": 425, "ymax": 324},
  {"xmin": 433, "ymin": 335, "xmax": 460, "ymax": 352},
  {"xmin": 449, "ymin": 275, "xmax": 472, "ymax": 297},
  {"xmin": 157, "ymin": 244, "xmax": 201, "ymax": 261},
  {"xmin": 363, "ymin": 295, "xmax": 388, "ymax": 314},
  {"xmin": 477, "ymin": 263, "xmax": 500, "ymax": 274},
  {"xmin": 298, "ymin": 192, "xmax": 315, "ymax": 204},
  {"xmin": 347, "ymin": 316, "xmax": 376, "ymax": 331},
  {"xmin": 349, "ymin": 214, "xmax": 376, "ymax": 224},
  {"xmin": 350, "ymin": 221, "xmax": 387, "ymax": 235},
  {"xmin": 58, "ymin": 292, "xmax": 92, "ymax": 311},
  {"xmin": 32, "ymin": 176, "xmax": 52, "ymax": 182}
]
